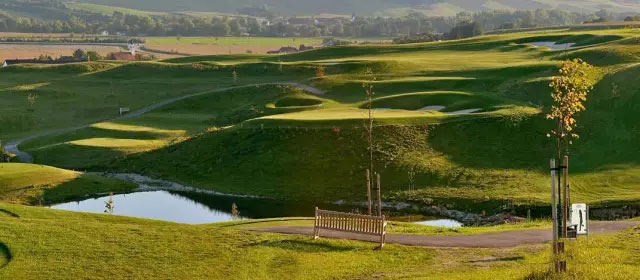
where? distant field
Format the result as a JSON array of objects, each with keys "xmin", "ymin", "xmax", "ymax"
[
  {"xmin": 0, "ymin": 44, "xmax": 121, "ymax": 62},
  {"xmin": 65, "ymin": 2, "xmax": 162, "ymax": 16},
  {"xmin": 144, "ymin": 37, "xmax": 390, "ymax": 55},
  {"xmin": 0, "ymin": 32, "xmax": 73, "ymax": 38},
  {"xmin": 144, "ymin": 37, "xmax": 324, "ymax": 55}
]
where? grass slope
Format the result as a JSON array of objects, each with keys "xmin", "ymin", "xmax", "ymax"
[
  {"xmin": 13, "ymin": 29, "xmax": 640, "ymax": 211},
  {"xmin": 0, "ymin": 163, "xmax": 135, "ymax": 205},
  {"xmin": 0, "ymin": 202, "xmax": 638, "ymax": 279}
]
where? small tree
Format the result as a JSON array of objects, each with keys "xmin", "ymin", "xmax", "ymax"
[
  {"xmin": 547, "ymin": 58, "xmax": 593, "ymax": 239},
  {"xmin": 0, "ymin": 141, "xmax": 12, "ymax": 162},
  {"xmin": 232, "ymin": 69, "xmax": 239, "ymax": 83},
  {"xmin": 231, "ymin": 203, "xmax": 240, "ymax": 220},
  {"xmin": 315, "ymin": 65, "xmax": 326, "ymax": 78},
  {"xmin": 363, "ymin": 67, "xmax": 376, "ymax": 215},
  {"xmin": 73, "ymin": 49, "xmax": 86, "ymax": 60},
  {"xmin": 27, "ymin": 92, "xmax": 38, "ymax": 109},
  {"xmin": 547, "ymin": 58, "xmax": 594, "ymax": 160}
]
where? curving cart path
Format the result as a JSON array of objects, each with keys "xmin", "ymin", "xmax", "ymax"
[{"xmin": 5, "ymin": 82, "xmax": 324, "ymax": 163}]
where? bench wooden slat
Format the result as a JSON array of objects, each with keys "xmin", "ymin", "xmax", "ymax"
[{"xmin": 314, "ymin": 208, "xmax": 386, "ymax": 248}]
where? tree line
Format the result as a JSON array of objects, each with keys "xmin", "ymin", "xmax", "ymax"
[{"xmin": 0, "ymin": 0, "xmax": 634, "ymax": 38}]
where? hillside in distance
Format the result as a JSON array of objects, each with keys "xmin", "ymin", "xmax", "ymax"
[{"xmin": 82, "ymin": 0, "xmax": 640, "ymax": 16}]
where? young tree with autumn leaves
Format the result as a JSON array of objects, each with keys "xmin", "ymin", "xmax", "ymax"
[
  {"xmin": 547, "ymin": 58, "xmax": 594, "ymax": 242},
  {"xmin": 547, "ymin": 58, "xmax": 594, "ymax": 160}
]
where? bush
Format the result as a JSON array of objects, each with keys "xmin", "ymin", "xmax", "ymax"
[
  {"xmin": 0, "ymin": 145, "xmax": 14, "ymax": 162},
  {"xmin": 393, "ymin": 33, "xmax": 443, "ymax": 44}
]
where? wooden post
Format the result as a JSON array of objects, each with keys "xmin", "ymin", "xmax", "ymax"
[
  {"xmin": 376, "ymin": 173, "xmax": 382, "ymax": 217},
  {"xmin": 314, "ymin": 207, "xmax": 319, "ymax": 240},
  {"xmin": 562, "ymin": 156, "xmax": 569, "ymax": 238},
  {"xmin": 551, "ymin": 159, "xmax": 558, "ymax": 243},
  {"xmin": 379, "ymin": 215, "xmax": 386, "ymax": 248},
  {"xmin": 366, "ymin": 169, "xmax": 372, "ymax": 216}
]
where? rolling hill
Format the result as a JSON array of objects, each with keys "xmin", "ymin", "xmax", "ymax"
[
  {"xmin": 6, "ymin": 28, "xmax": 640, "ymax": 211},
  {"xmin": 80, "ymin": 0, "xmax": 640, "ymax": 16}
]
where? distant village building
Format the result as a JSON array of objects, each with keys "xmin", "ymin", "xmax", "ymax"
[{"xmin": 100, "ymin": 30, "xmax": 110, "ymax": 36}]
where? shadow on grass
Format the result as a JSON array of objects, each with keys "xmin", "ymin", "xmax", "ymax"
[
  {"xmin": 0, "ymin": 209, "xmax": 19, "ymax": 218},
  {"xmin": 0, "ymin": 242, "xmax": 12, "ymax": 268},
  {"xmin": 246, "ymin": 239, "xmax": 355, "ymax": 253}
]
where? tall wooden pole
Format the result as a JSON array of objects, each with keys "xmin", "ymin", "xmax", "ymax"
[
  {"xmin": 550, "ymin": 159, "xmax": 558, "ymax": 243},
  {"xmin": 562, "ymin": 156, "xmax": 569, "ymax": 238},
  {"xmin": 376, "ymin": 173, "xmax": 382, "ymax": 217},
  {"xmin": 366, "ymin": 169, "xmax": 372, "ymax": 216}
]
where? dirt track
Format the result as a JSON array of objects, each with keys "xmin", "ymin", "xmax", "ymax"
[{"xmin": 251, "ymin": 221, "xmax": 639, "ymax": 248}]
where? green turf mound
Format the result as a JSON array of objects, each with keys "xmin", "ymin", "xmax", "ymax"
[
  {"xmin": 162, "ymin": 54, "xmax": 269, "ymax": 64},
  {"xmin": 0, "ymin": 163, "xmax": 135, "ymax": 205},
  {"xmin": 514, "ymin": 34, "xmax": 623, "ymax": 47},
  {"xmin": 364, "ymin": 91, "xmax": 505, "ymax": 112},
  {"xmin": 0, "ymin": 62, "xmax": 116, "ymax": 74}
]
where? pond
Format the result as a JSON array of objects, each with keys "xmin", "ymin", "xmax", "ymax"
[
  {"xmin": 50, "ymin": 190, "xmax": 463, "ymax": 227},
  {"xmin": 414, "ymin": 219, "xmax": 464, "ymax": 228}
]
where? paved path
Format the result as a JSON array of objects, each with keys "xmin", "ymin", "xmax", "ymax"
[
  {"xmin": 5, "ymin": 82, "xmax": 324, "ymax": 163},
  {"xmin": 251, "ymin": 221, "xmax": 639, "ymax": 248}
]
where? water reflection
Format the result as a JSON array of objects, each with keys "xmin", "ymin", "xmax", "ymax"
[
  {"xmin": 414, "ymin": 219, "xmax": 464, "ymax": 229},
  {"xmin": 50, "ymin": 190, "xmax": 464, "ymax": 226},
  {"xmin": 51, "ymin": 191, "xmax": 247, "ymax": 224}
]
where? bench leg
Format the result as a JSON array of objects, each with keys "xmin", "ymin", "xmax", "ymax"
[{"xmin": 313, "ymin": 227, "xmax": 319, "ymax": 240}]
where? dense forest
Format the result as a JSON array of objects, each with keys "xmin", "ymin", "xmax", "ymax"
[{"xmin": 0, "ymin": 0, "xmax": 633, "ymax": 38}]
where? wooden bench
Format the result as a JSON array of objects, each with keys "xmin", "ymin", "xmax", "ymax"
[{"xmin": 314, "ymin": 207, "xmax": 387, "ymax": 248}]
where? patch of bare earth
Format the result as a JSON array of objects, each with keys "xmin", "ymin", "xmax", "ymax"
[{"xmin": 0, "ymin": 44, "xmax": 121, "ymax": 61}]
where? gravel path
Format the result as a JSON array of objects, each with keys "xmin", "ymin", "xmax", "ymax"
[
  {"xmin": 251, "ymin": 221, "xmax": 639, "ymax": 248},
  {"xmin": 5, "ymin": 82, "xmax": 324, "ymax": 163}
]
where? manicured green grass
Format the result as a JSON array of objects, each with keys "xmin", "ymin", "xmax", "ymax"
[
  {"xmin": 0, "ymin": 61, "xmax": 314, "ymax": 140},
  {"xmin": 0, "ymin": 202, "xmax": 637, "ymax": 279},
  {"xmin": 0, "ymin": 163, "xmax": 136, "ymax": 205},
  {"xmin": 230, "ymin": 218, "xmax": 552, "ymax": 236},
  {"xmin": 11, "ymin": 29, "xmax": 640, "ymax": 211}
]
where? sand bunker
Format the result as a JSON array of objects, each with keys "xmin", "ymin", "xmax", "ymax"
[
  {"xmin": 418, "ymin": 105, "xmax": 446, "ymax": 111},
  {"xmin": 527, "ymin": 42, "xmax": 577, "ymax": 50}
]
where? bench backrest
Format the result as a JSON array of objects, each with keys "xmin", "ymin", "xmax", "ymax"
[{"xmin": 314, "ymin": 208, "xmax": 386, "ymax": 236}]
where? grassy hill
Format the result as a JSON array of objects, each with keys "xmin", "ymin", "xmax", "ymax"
[
  {"xmin": 9, "ymin": 28, "xmax": 640, "ymax": 212},
  {"xmin": 80, "ymin": 0, "xmax": 640, "ymax": 16},
  {"xmin": 0, "ymin": 197, "xmax": 637, "ymax": 279}
]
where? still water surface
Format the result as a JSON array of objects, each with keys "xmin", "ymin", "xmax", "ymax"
[{"xmin": 51, "ymin": 190, "xmax": 462, "ymax": 227}]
